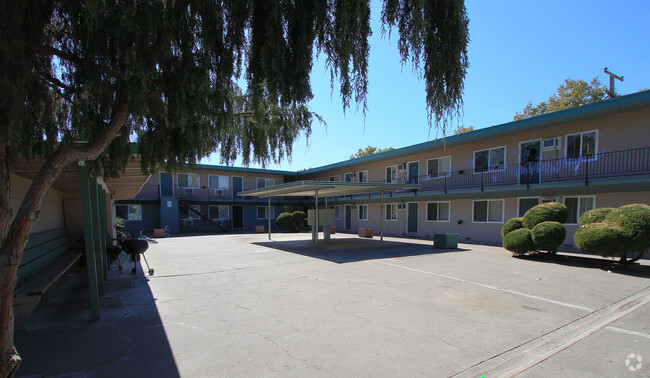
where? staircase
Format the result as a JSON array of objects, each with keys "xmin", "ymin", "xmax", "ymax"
[{"xmin": 178, "ymin": 199, "xmax": 230, "ymax": 232}]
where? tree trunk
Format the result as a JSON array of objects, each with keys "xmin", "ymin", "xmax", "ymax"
[{"xmin": 0, "ymin": 103, "xmax": 127, "ymax": 376}]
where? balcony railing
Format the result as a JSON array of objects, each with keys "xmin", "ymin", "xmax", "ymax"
[{"xmin": 134, "ymin": 147, "xmax": 650, "ymax": 201}]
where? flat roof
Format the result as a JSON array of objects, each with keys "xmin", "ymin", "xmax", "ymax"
[{"xmin": 238, "ymin": 180, "xmax": 421, "ymax": 197}]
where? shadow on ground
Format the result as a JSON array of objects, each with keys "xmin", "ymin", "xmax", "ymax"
[
  {"xmin": 254, "ymin": 237, "xmax": 470, "ymax": 263},
  {"xmin": 517, "ymin": 253, "xmax": 650, "ymax": 278},
  {"xmin": 14, "ymin": 258, "xmax": 180, "ymax": 377}
]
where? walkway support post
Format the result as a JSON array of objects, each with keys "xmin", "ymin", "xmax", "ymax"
[
  {"xmin": 267, "ymin": 196, "xmax": 271, "ymax": 240},
  {"xmin": 79, "ymin": 164, "xmax": 101, "ymax": 321},
  {"xmin": 380, "ymin": 191, "xmax": 384, "ymax": 243},
  {"xmin": 315, "ymin": 190, "xmax": 319, "ymax": 248}
]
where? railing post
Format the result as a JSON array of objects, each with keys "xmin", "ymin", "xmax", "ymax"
[
  {"xmin": 585, "ymin": 154, "xmax": 589, "ymax": 186},
  {"xmin": 444, "ymin": 174, "xmax": 447, "ymax": 194},
  {"xmin": 481, "ymin": 171, "xmax": 484, "ymax": 192},
  {"xmin": 526, "ymin": 163, "xmax": 530, "ymax": 190}
]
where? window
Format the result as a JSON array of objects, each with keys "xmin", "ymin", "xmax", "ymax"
[
  {"xmin": 257, "ymin": 206, "xmax": 275, "ymax": 219},
  {"xmin": 209, "ymin": 205, "xmax": 229, "ymax": 220},
  {"xmin": 180, "ymin": 205, "xmax": 201, "ymax": 220},
  {"xmin": 426, "ymin": 202, "xmax": 450, "ymax": 222},
  {"xmin": 386, "ymin": 204, "xmax": 397, "ymax": 221},
  {"xmin": 427, "ymin": 156, "xmax": 451, "ymax": 177},
  {"xmin": 474, "ymin": 147, "xmax": 505, "ymax": 172},
  {"xmin": 208, "ymin": 175, "xmax": 229, "ymax": 189},
  {"xmin": 330, "ymin": 206, "xmax": 341, "ymax": 220},
  {"xmin": 386, "ymin": 165, "xmax": 397, "ymax": 183},
  {"xmin": 564, "ymin": 196, "xmax": 595, "ymax": 224},
  {"xmin": 566, "ymin": 130, "xmax": 597, "ymax": 158},
  {"xmin": 329, "ymin": 175, "xmax": 340, "ymax": 181},
  {"xmin": 256, "ymin": 178, "xmax": 274, "ymax": 188},
  {"xmin": 177, "ymin": 173, "xmax": 199, "ymax": 188},
  {"xmin": 358, "ymin": 204, "xmax": 368, "ymax": 220},
  {"xmin": 473, "ymin": 200, "xmax": 504, "ymax": 223},
  {"xmin": 358, "ymin": 170, "xmax": 368, "ymax": 183},
  {"xmin": 115, "ymin": 204, "xmax": 142, "ymax": 221},
  {"xmin": 345, "ymin": 172, "xmax": 354, "ymax": 182},
  {"xmin": 518, "ymin": 197, "xmax": 539, "ymax": 217}
]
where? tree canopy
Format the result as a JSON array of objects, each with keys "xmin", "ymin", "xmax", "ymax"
[
  {"xmin": 350, "ymin": 145, "xmax": 395, "ymax": 159},
  {"xmin": 0, "ymin": 1, "xmax": 470, "ymax": 373},
  {"xmin": 513, "ymin": 78, "xmax": 608, "ymax": 121},
  {"xmin": 452, "ymin": 125, "xmax": 474, "ymax": 135}
]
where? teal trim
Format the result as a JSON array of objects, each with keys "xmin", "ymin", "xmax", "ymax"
[
  {"xmin": 194, "ymin": 164, "xmax": 296, "ymax": 176},
  {"xmin": 299, "ymin": 90, "xmax": 650, "ymax": 175}
]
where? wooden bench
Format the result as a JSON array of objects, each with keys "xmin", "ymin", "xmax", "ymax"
[{"xmin": 13, "ymin": 228, "xmax": 82, "ymax": 329}]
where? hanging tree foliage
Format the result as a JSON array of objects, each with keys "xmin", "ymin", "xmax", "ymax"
[{"xmin": 0, "ymin": 1, "xmax": 469, "ymax": 374}]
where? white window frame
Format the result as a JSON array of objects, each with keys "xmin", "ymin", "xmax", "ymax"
[
  {"xmin": 385, "ymin": 203, "xmax": 397, "ymax": 221},
  {"xmin": 564, "ymin": 195, "xmax": 596, "ymax": 225},
  {"xmin": 208, "ymin": 174, "xmax": 229, "ymax": 189},
  {"xmin": 472, "ymin": 199, "xmax": 504, "ymax": 224},
  {"xmin": 256, "ymin": 178, "xmax": 275, "ymax": 189},
  {"xmin": 426, "ymin": 201, "xmax": 450, "ymax": 222},
  {"xmin": 386, "ymin": 165, "xmax": 398, "ymax": 183},
  {"xmin": 329, "ymin": 175, "xmax": 341, "ymax": 182},
  {"xmin": 473, "ymin": 146, "xmax": 506, "ymax": 173},
  {"xmin": 115, "ymin": 204, "xmax": 143, "ymax": 221},
  {"xmin": 256, "ymin": 206, "xmax": 275, "ymax": 219},
  {"xmin": 565, "ymin": 130, "xmax": 598, "ymax": 159},
  {"xmin": 517, "ymin": 197, "xmax": 540, "ymax": 217},
  {"xmin": 357, "ymin": 170, "xmax": 369, "ymax": 183},
  {"xmin": 180, "ymin": 204, "xmax": 201, "ymax": 220},
  {"xmin": 427, "ymin": 156, "xmax": 452, "ymax": 178},
  {"xmin": 177, "ymin": 173, "xmax": 200, "ymax": 188},
  {"xmin": 209, "ymin": 205, "xmax": 230, "ymax": 220},
  {"xmin": 358, "ymin": 204, "xmax": 368, "ymax": 220},
  {"xmin": 541, "ymin": 197, "xmax": 559, "ymax": 204}
]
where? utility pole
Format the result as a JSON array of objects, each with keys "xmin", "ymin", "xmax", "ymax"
[{"xmin": 604, "ymin": 67, "xmax": 624, "ymax": 97}]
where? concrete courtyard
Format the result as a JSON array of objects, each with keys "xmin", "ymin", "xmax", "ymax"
[{"xmin": 15, "ymin": 232, "xmax": 650, "ymax": 377}]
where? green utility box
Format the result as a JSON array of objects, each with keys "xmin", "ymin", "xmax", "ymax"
[{"xmin": 433, "ymin": 233, "xmax": 458, "ymax": 249}]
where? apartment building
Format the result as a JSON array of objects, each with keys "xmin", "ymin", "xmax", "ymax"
[{"xmin": 117, "ymin": 90, "xmax": 650, "ymax": 248}]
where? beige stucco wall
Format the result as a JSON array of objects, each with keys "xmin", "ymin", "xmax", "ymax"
[{"xmin": 10, "ymin": 173, "xmax": 65, "ymax": 234}]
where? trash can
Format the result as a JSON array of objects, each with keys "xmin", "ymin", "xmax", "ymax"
[{"xmin": 433, "ymin": 233, "xmax": 458, "ymax": 249}]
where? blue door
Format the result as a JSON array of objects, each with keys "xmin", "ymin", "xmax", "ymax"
[
  {"xmin": 520, "ymin": 140, "xmax": 540, "ymax": 185},
  {"xmin": 232, "ymin": 176, "xmax": 243, "ymax": 198},
  {"xmin": 408, "ymin": 162, "xmax": 419, "ymax": 184},
  {"xmin": 160, "ymin": 172, "xmax": 173, "ymax": 197},
  {"xmin": 408, "ymin": 203, "xmax": 418, "ymax": 233},
  {"xmin": 345, "ymin": 205, "xmax": 352, "ymax": 230}
]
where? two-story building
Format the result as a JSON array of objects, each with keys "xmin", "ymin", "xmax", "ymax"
[{"xmin": 117, "ymin": 90, "xmax": 650, "ymax": 248}]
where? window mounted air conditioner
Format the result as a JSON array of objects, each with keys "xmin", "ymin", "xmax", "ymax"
[
  {"xmin": 398, "ymin": 164, "xmax": 407, "ymax": 171},
  {"xmin": 397, "ymin": 203, "xmax": 406, "ymax": 210},
  {"xmin": 543, "ymin": 137, "xmax": 560, "ymax": 150}
]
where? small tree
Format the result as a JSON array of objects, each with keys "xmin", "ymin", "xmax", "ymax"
[
  {"xmin": 276, "ymin": 212, "xmax": 295, "ymax": 232},
  {"xmin": 502, "ymin": 203, "xmax": 568, "ymax": 255},
  {"xmin": 575, "ymin": 204, "xmax": 650, "ymax": 263}
]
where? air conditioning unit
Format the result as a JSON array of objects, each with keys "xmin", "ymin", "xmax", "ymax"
[
  {"xmin": 397, "ymin": 203, "xmax": 406, "ymax": 210},
  {"xmin": 543, "ymin": 137, "xmax": 560, "ymax": 150},
  {"xmin": 398, "ymin": 164, "xmax": 407, "ymax": 171}
]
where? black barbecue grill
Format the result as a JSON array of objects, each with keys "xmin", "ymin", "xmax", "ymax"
[{"xmin": 116, "ymin": 230, "xmax": 154, "ymax": 277}]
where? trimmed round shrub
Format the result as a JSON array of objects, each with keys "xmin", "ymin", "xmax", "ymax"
[
  {"xmin": 531, "ymin": 221, "xmax": 566, "ymax": 253},
  {"xmin": 503, "ymin": 228, "xmax": 535, "ymax": 255},
  {"xmin": 603, "ymin": 204, "xmax": 650, "ymax": 252},
  {"xmin": 577, "ymin": 208, "xmax": 614, "ymax": 228},
  {"xmin": 276, "ymin": 212, "xmax": 294, "ymax": 231},
  {"xmin": 574, "ymin": 222, "xmax": 627, "ymax": 258},
  {"xmin": 501, "ymin": 217, "xmax": 524, "ymax": 238},
  {"xmin": 522, "ymin": 202, "xmax": 568, "ymax": 229},
  {"xmin": 292, "ymin": 211, "xmax": 306, "ymax": 228}
]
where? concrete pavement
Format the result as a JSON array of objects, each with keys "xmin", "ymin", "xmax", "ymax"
[{"xmin": 15, "ymin": 232, "xmax": 650, "ymax": 377}]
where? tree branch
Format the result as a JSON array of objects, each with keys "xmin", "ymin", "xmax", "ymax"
[{"xmin": 24, "ymin": 42, "xmax": 126, "ymax": 79}]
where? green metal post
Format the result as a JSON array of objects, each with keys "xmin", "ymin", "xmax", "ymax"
[
  {"xmin": 89, "ymin": 179, "xmax": 105, "ymax": 295},
  {"xmin": 79, "ymin": 165, "xmax": 101, "ymax": 321},
  {"xmin": 97, "ymin": 185, "xmax": 109, "ymax": 275}
]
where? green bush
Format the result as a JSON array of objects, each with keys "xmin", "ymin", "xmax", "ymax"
[
  {"xmin": 503, "ymin": 228, "xmax": 535, "ymax": 255},
  {"xmin": 276, "ymin": 212, "xmax": 294, "ymax": 231},
  {"xmin": 578, "ymin": 208, "xmax": 613, "ymax": 227},
  {"xmin": 531, "ymin": 221, "xmax": 566, "ymax": 253},
  {"xmin": 574, "ymin": 222, "xmax": 627, "ymax": 258},
  {"xmin": 575, "ymin": 203, "xmax": 650, "ymax": 262},
  {"xmin": 522, "ymin": 202, "xmax": 568, "ymax": 229},
  {"xmin": 292, "ymin": 211, "xmax": 306, "ymax": 228},
  {"xmin": 501, "ymin": 217, "xmax": 524, "ymax": 237}
]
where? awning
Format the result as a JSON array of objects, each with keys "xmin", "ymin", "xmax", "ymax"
[{"xmin": 239, "ymin": 180, "xmax": 422, "ymax": 246}]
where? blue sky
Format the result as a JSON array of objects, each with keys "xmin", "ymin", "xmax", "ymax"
[{"xmin": 201, "ymin": 0, "xmax": 650, "ymax": 171}]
